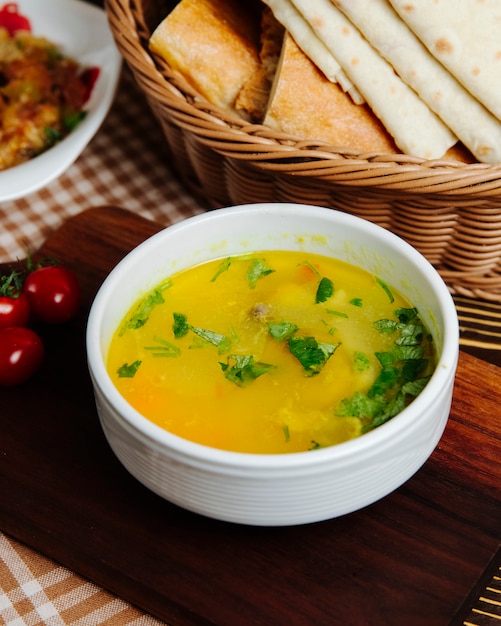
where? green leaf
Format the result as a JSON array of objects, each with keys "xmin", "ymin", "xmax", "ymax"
[
  {"xmin": 268, "ymin": 321, "xmax": 298, "ymax": 341},
  {"xmin": 173, "ymin": 312, "xmax": 190, "ymax": 338},
  {"xmin": 336, "ymin": 391, "xmax": 385, "ymax": 419},
  {"xmin": 0, "ymin": 270, "xmax": 24, "ymax": 297},
  {"xmin": 117, "ymin": 360, "xmax": 141, "ymax": 378},
  {"xmin": 62, "ymin": 110, "xmax": 87, "ymax": 132},
  {"xmin": 373, "ymin": 318, "xmax": 399, "ymax": 334},
  {"xmin": 375, "ymin": 277, "xmax": 394, "ymax": 303},
  {"xmin": 326, "ymin": 308, "xmax": 348, "ymax": 319},
  {"xmin": 246, "ymin": 258, "xmax": 274, "ymax": 289},
  {"xmin": 394, "ymin": 307, "xmax": 417, "ymax": 323},
  {"xmin": 43, "ymin": 126, "xmax": 62, "ymax": 148},
  {"xmin": 192, "ymin": 326, "xmax": 231, "ymax": 354},
  {"xmin": 402, "ymin": 376, "xmax": 430, "ymax": 397},
  {"xmin": 315, "ymin": 276, "xmax": 334, "ymax": 303},
  {"xmin": 144, "ymin": 336, "xmax": 181, "ymax": 357},
  {"xmin": 375, "ymin": 346, "xmax": 424, "ymax": 366},
  {"xmin": 350, "ymin": 297, "xmax": 363, "ymax": 307},
  {"xmin": 220, "ymin": 355, "xmax": 275, "ymax": 387},
  {"xmin": 368, "ymin": 366, "xmax": 400, "ymax": 398},
  {"xmin": 402, "ymin": 358, "xmax": 428, "ymax": 382},
  {"xmin": 287, "ymin": 336, "xmax": 339, "ymax": 376},
  {"xmin": 353, "ymin": 351, "xmax": 370, "ymax": 372},
  {"xmin": 283, "ymin": 425, "xmax": 290, "ymax": 442},
  {"xmin": 395, "ymin": 324, "xmax": 423, "ymax": 346},
  {"xmin": 121, "ymin": 287, "xmax": 168, "ymax": 334},
  {"xmin": 211, "ymin": 257, "xmax": 232, "ymax": 282}
]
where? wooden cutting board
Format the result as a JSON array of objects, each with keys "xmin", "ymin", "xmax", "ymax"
[{"xmin": 1, "ymin": 206, "xmax": 500, "ymax": 626}]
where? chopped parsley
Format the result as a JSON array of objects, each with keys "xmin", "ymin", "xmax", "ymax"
[
  {"xmin": 220, "ymin": 355, "xmax": 275, "ymax": 387},
  {"xmin": 191, "ymin": 327, "xmax": 231, "ymax": 354},
  {"xmin": 375, "ymin": 277, "xmax": 394, "ymax": 303},
  {"xmin": 353, "ymin": 351, "xmax": 370, "ymax": 372},
  {"xmin": 144, "ymin": 336, "xmax": 181, "ymax": 357},
  {"xmin": 246, "ymin": 258, "xmax": 275, "ymax": 288},
  {"xmin": 173, "ymin": 312, "xmax": 189, "ymax": 338},
  {"xmin": 315, "ymin": 276, "xmax": 334, "ymax": 303},
  {"xmin": 283, "ymin": 424, "xmax": 290, "ymax": 442},
  {"xmin": 211, "ymin": 257, "xmax": 232, "ymax": 282},
  {"xmin": 326, "ymin": 308, "xmax": 349, "ymax": 319},
  {"xmin": 288, "ymin": 336, "xmax": 339, "ymax": 376},
  {"xmin": 268, "ymin": 321, "xmax": 298, "ymax": 341},
  {"xmin": 337, "ymin": 308, "xmax": 432, "ymax": 432},
  {"xmin": 120, "ymin": 281, "xmax": 171, "ymax": 334},
  {"xmin": 173, "ymin": 313, "xmax": 231, "ymax": 353},
  {"xmin": 117, "ymin": 360, "xmax": 141, "ymax": 378}
]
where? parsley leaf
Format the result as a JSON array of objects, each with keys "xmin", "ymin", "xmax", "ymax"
[
  {"xmin": 315, "ymin": 277, "xmax": 334, "ymax": 303},
  {"xmin": 120, "ymin": 282, "xmax": 171, "ymax": 334},
  {"xmin": 144, "ymin": 336, "xmax": 181, "ymax": 357},
  {"xmin": 395, "ymin": 307, "xmax": 417, "ymax": 323},
  {"xmin": 117, "ymin": 360, "xmax": 141, "ymax": 378},
  {"xmin": 326, "ymin": 308, "xmax": 349, "ymax": 319},
  {"xmin": 211, "ymin": 257, "xmax": 232, "ymax": 282},
  {"xmin": 268, "ymin": 321, "xmax": 298, "ymax": 341},
  {"xmin": 220, "ymin": 355, "xmax": 275, "ymax": 387},
  {"xmin": 353, "ymin": 351, "xmax": 370, "ymax": 372},
  {"xmin": 288, "ymin": 336, "xmax": 339, "ymax": 376},
  {"xmin": 191, "ymin": 326, "xmax": 231, "ymax": 354},
  {"xmin": 395, "ymin": 323, "xmax": 424, "ymax": 346},
  {"xmin": 173, "ymin": 312, "xmax": 190, "ymax": 338},
  {"xmin": 246, "ymin": 259, "xmax": 274, "ymax": 289},
  {"xmin": 375, "ymin": 277, "xmax": 394, "ymax": 303}
]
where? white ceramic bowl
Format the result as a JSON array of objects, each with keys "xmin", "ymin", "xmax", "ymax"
[
  {"xmin": 86, "ymin": 203, "xmax": 459, "ymax": 526},
  {"xmin": 0, "ymin": 0, "xmax": 122, "ymax": 201}
]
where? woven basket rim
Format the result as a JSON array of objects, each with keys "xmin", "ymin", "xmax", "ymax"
[{"xmin": 105, "ymin": 0, "xmax": 501, "ymax": 196}]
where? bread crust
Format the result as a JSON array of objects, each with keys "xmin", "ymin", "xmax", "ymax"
[
  {"xmin": 264, "ymin": 34, "xmax": 398, "ymax": 153},
  {"xmin": 149, "ymin": 0, "xmax": 262, "ymax": 112}
]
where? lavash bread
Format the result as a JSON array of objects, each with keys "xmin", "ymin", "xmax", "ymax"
[
  {"xmin": 389, "ymin": 0, "xmax": 501, "ymax": 121},
  {"xmin": 334, "ymin": 0, "xmax": 501, "ymax": 164},
  {"xmin": 264, "ymin": 33, "xmax": 397, "ymax": 153},
  {"xmin": 148, "ymin": 0, "xmax": 476, "ymax": 163}
]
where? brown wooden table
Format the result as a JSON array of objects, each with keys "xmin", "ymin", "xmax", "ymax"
[{"xmin": 1, "ymin": 205, "xmax": 500, "ymax": 626}]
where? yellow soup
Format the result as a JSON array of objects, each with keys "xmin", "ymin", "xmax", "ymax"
[{"xmin": 107, "ymin": 251, "xmax": 436, "ymax": 454}]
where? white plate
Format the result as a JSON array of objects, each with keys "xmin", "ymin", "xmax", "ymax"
[{"xmin": 0, "ymin": 0, "xmax": 122, "ymax": 202}]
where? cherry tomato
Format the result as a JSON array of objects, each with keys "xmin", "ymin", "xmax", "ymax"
[
  {"xmin": 0, "ymin": 291, "xmax": 30, "ymax": 328},
  {"xmin": 23, "ymin": 265, "xmax": 81, "ymax": 324},
  {"xmin": 0, "ymin": 326, "xmax": 44, "ymax": 387}
]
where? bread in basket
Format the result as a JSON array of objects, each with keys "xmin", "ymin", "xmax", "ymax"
[{"xmin": 105, "ymin": 0, "xmax": 501, "ymax": 301}]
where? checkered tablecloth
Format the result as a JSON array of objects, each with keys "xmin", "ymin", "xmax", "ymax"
[{"xmin": 0, "ymin": 67, "xmax": 204, "ymax": 626}]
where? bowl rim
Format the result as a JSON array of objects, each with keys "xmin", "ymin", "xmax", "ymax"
[{"xmin": 86, "ymin": 203, "xmax": 459, "ymax": 470}]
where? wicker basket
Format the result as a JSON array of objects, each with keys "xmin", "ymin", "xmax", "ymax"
[{"xmin": 105, "ymin": 0, "xmax": 501, "ymax": 301}]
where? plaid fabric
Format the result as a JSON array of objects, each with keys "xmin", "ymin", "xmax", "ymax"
[
  {"xmin": 0, "ymin": 66, "xmax": 201, "ymax": 625},
  {"xmin": 0, "ymin": 68, "xmax": 203, "ymax": 263},
  {"xmin": 0, "ymin": 533, "xmax": 166, "ymax": 625}
]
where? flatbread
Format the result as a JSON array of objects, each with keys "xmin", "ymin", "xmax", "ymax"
[
  {"xmin": 289, "ymin": 0, "xmax": 457, "ymax": 159},
  {"xmin": 261, "ymin": 0, "xmax": 364, "ymax": 103},
  {"xmin": 264, "ymin": 33, "xmax": 397, "ymax": 153},
  {"xmin": 389, "ymin": 0, "xmax": 501, "ymax": 121},
  {"xmin": 334, "ymin": 0, "xmax": 501, "ymax": 163}
]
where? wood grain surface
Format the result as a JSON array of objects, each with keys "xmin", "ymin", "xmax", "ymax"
[{"xmin": 1, "ymin": 206, "xmax": 500, "ymax": 626}]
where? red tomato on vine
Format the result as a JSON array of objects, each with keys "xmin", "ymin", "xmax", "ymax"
[
  {"xmin": 0, "ymin": 326, "xmax": 44, "ymax": 387},
  {"xmin": 23, "ymin": 264, "xmax": 81, "ymax": 324}
]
